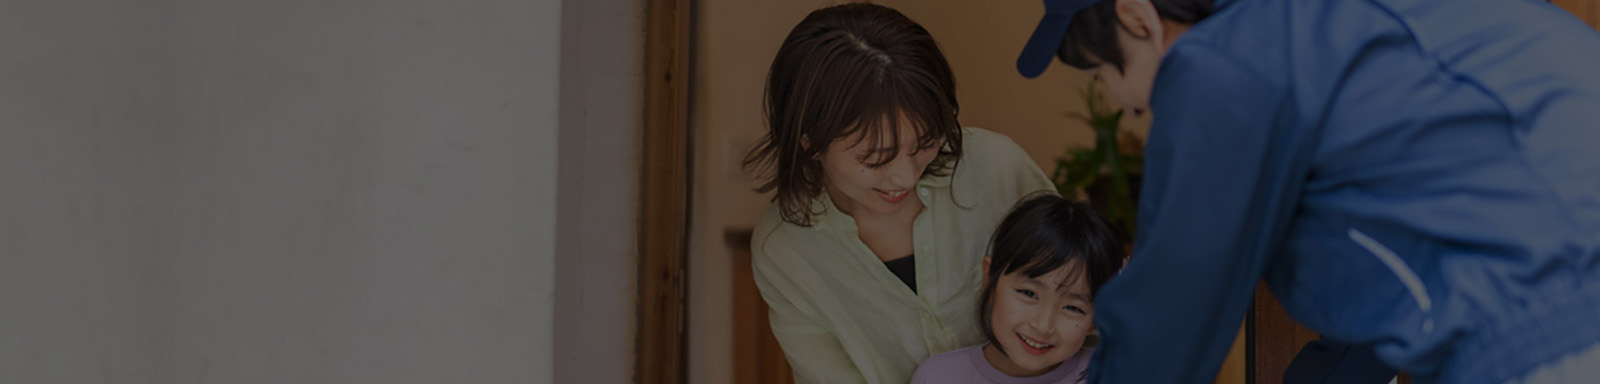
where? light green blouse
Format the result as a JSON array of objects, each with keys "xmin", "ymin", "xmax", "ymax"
[{"xmin": 751, "ymin": 127, "xmax": 1056, "ymax": 384}]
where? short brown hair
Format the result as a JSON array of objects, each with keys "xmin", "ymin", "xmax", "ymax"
[
  {"xmin": 1056, "ymin": 0, "xmax": 1213, "ymax": 72},
  {"xmin": 744, "ymin": 3, "xmax": 964, "ymax": 226}
]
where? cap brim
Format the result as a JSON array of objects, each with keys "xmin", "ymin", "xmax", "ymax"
[{"xmin": 1017, "ymin": 13, "xmax": 1073, "ymax": 79}]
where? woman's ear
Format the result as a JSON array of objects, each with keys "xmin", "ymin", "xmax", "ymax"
[
  {"xmin": 981, "ymin": 257, "xmax": 992, "ymax": 285},
  {"xmin": 1113, "ymin": 0, "xmax": 1164, "ymax": 43},
  {"xmin": 801, "ymin": 134, "xmax": 821, "ymax": 160}
]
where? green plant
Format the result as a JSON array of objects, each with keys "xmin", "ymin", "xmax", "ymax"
[{"xmin": 1051, "ymin": 81, "xmax": 1140, "ymax": 240}]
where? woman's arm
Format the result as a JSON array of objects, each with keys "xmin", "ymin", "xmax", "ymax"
[
  {"xmin": 765, "ymin": 295, "xmax": 868, "ymax": 384},
  {"xmin": 752, "ymin": 247, "xmax": 869, "ymax": 384}
]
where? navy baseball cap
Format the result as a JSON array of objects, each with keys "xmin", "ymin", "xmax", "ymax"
[{"xmin": 1018, "ymin": 0, "xmax": 1106, "ymax": 78}]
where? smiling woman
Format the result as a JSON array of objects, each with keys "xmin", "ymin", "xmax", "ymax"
[
  {"xmin": 739, "ymin": 4, "xmax": 1059, "ymax": 383},
  {"xmin": 742, "ymin": 3, "xmax": 965, "ymax": 228}
]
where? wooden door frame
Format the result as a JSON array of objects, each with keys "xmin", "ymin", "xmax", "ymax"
[{"xmin": 636, "ymin": 0, "xmax": 693, "ymax": 383}]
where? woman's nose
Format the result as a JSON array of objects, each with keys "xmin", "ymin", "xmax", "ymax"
[{"xmin": 887, "ymin": 153, "xmax": 917, "ymax": 185}]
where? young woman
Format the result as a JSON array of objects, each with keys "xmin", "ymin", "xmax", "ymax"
[{"xmin": 744, "ymin": 4, "xmax": 1055, "ymax": 383}]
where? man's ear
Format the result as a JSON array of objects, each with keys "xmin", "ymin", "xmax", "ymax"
[{"xmin": 1113, "ymin": 0, "xmax": 1164, "ymax": 41}]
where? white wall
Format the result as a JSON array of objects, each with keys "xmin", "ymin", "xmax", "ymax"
[
  {"xmin": 156, "ymin": 0, "xmax": 563, "ymax": 382},
  {"xmin": 0, "ymin": 1, "xmax": 170, "ymax": 382},
  {"xmin": 0, "ymin": 0, "xmax": 638, "ymax": 382}
]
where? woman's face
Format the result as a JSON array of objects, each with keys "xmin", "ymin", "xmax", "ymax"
[
  {"xmin": 985, "ymin": 259, "xmax": 1096, "ymax": 377},
  {"xmin": 818, "ymin": 118, "xmax": 940, "ymax": 216}
]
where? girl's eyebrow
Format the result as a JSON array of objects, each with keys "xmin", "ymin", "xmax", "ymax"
[
  {"xmin": 1019, "ymin": 277, "xmax": 1048, "ymax": 288},
  {"xmin": 1030, "ymin": 276, "xmax": 1090, "ymax": 298}
]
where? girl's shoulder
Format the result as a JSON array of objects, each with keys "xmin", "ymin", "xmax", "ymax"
[
  {"xmin": 910, "ymin": 344, "xmax": 986, "ymax": 383},
  {"xmin": 923, "ymin": 343, "xmax": 984, "ymax": 365}
]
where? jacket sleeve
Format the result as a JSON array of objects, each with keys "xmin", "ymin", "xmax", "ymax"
[
  {"xmin": 1086, "ymin": 41, "xmax": 1315, "ymax": 383},
  {"xmin": 1283, "ymin": 341, "xmax": 1399, "ymax": 384}
]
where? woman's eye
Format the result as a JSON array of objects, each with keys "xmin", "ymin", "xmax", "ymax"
[
  {"xmin": 1064, "ymin": 305, "xmax": 1086, "ymax": 315},
  {"xmin": 1016, "ymin": 289, "xmax": 1037, "ymax": 299},
  {"xmin": 858, "ymin": 153, "xmax": 893, "ymax": 169}
]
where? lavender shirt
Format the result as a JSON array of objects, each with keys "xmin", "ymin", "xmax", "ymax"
[{"xmin": 910, "ymin": 345, "xmax": 1092, "ymax": 384}]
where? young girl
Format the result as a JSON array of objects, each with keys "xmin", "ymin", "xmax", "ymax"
[
  {"xmin": 745, "ymin": 3, "xmax": 1056, "ymax": 383},
  {"xmin": 911, "ymin": 194, "xmax": 1125, "ymax": 384}
]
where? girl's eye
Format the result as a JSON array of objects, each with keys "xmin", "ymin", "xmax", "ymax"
[
  {"xmin": 1016, "ymin": 289, "xmax": 1037, "ymax": 299},
  {"xmin": 1064, "ymin": 305, "xmax": 1086, "ymax": 315}
]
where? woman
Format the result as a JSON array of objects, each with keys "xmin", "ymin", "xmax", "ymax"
[{"xmin": 745, "ymin": 3, "xmax": 1055, "ymax": 383}]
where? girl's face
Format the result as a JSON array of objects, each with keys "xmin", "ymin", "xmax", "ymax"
[
  {"xmin": 984, "ymin": 258, "xmax": 1096, "ymax": 377},
  {"xmin": 819, "ymin": 118, "xmax": 940, "ymax": 216}
]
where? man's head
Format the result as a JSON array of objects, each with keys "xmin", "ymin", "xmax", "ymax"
[{"xmin": 1019, "ymin": 0, "xmax": 1213, "ymax": 115}]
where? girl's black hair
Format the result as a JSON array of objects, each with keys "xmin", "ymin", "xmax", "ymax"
[
  {"xmin": 1056, "ymin": 0, "xmax": 1215, "ymax": 72},
  {"xmin": 978, "ymin": 193, "xmax": 1126, "ymax": 352}
]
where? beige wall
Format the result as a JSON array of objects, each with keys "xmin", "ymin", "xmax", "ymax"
[
  {"xmin": 1552, "ymin": 0, "xmax": 1599, "ymax": 28},
  {"xmin": 688, "ymin": 2, "xmax": 815, "ymax": 382},
  {"xmin": 688, "ymin": 1, "xmax": 1149, "ymax": 383}
]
